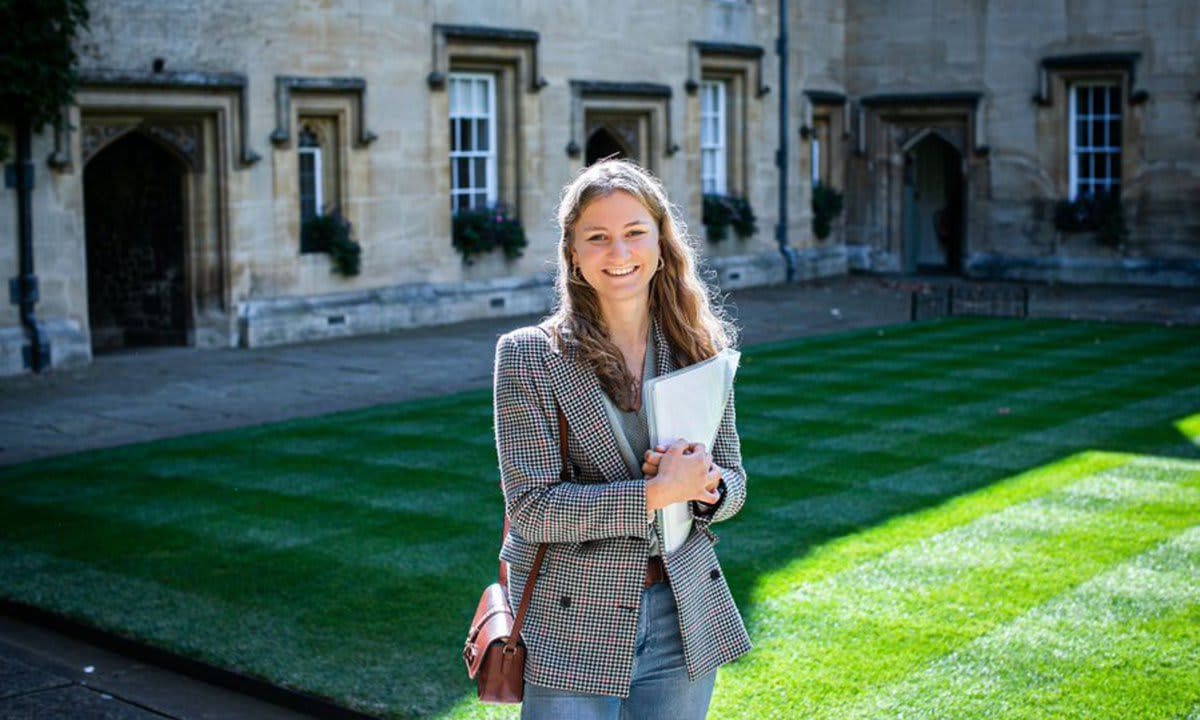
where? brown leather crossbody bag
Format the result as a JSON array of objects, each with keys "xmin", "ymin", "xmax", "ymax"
[{"xmin": 462, "ymin": 405, "xmax": 566, "ymax": 704}]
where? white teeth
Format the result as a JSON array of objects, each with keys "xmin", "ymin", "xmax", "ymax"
[{"xmin": 604, "ymin": 266, "xmax": 638, "ymax": 276}]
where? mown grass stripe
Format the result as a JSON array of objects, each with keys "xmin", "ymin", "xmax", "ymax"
[
  {"xmin": 838, "ymin": 523, "xmax": 1200, "ymax": 719},
  {"xmin": 713, "ymin": 455, "xmax": 1200, "ymax": 719}
]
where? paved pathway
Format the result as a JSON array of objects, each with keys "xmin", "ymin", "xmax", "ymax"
[
  {"xmin": 1, "ymin": 274, "xmax": 1197, "ymax": 719},
  {"xmin": 1, "ymin": 275, "xmax": 922, "ymax": 467}
]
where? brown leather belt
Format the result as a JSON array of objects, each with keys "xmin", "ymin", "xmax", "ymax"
[{"xmin": 644, "ymin": 556, "xmax": 667, "ymax": 588}]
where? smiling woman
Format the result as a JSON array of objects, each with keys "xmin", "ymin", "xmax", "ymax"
[{"xmin": 489, "ymin": 159, "xmax": 749, "ymax": 718}]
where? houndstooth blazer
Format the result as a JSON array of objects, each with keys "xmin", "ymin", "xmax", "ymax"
[{"xmin": 493, "ymin": 315, "xmax": 752, "ymax": 699}]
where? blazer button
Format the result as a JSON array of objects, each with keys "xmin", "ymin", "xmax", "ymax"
[
  {"xmin": 710, "ymin": 569, "xmax": 721, "ymax": 580},
  {"xmin": 560, "ymin": 595, "xmax": 571, "ymax": 608}
]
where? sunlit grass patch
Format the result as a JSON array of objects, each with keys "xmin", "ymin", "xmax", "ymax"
[
  {"xmin": 1177, "ymin": 413, "xmax": 1200, "ymax": 446},
  {"xmin": 716, "ymin": 454, "xmax": 1200, "ymax": 720}
]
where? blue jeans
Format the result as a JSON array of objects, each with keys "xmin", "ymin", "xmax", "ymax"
[{"xmin": 521, "ymin": 582, "xmax": 717, "ymax": 720}]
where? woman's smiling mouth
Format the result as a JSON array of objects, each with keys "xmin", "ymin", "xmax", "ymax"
[{"xmin": 603, "ymin": 265, "xmax": 639, "ymax": 277}]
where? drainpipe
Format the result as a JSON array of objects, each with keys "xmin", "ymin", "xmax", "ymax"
[
  {"xmin": 776, "ymin": 0, "xmax": 797, "ymax": 283},
  {"xmin": 8, "ymin": 112, "xmax": 50, "ymax": 372}
]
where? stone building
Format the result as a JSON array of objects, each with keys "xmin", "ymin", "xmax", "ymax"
[{"xmin": 1, "ymin": 1, "xmax": 1196, "ymax": 376}]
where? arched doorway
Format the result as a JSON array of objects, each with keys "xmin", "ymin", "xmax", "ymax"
[
  {"xmin": 583, "ymin": 110, "xmax": 648, "ymax": 168},
  {"xmin": 902, "ymin": 131, "xmax": 965, "ymax": 274},
  {"xmin": 585, "ymin": 126, "xmax": 629, "ymax": 165},
  {"xmin": 84, "ymin": 131, "xmax": 189, "ymax": 352}
]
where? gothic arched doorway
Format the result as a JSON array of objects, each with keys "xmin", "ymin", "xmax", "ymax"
[
  {"xmin": 84, "ymin": 131, "xmax": 189, "ymax": 352},
  {"xmin": 586, "ymin": 126, "xmax": 629, "ymax": 165},
  {"xmin": 901, "ymin": 130, "xmax": 965, "ymax": 274}
]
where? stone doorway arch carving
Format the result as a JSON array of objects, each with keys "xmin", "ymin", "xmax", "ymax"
[{"xmin": 78, "ymin": 106, "xmax": 233, "ymax": 350}]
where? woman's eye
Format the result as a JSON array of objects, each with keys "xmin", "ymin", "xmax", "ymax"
[
  {"xmin": 587, "ymin": 235, "xmax": 605, "ymax": 242},
  {"xmin": 628, "ymin": 229, "xmax": 646, "ymax": 237}
]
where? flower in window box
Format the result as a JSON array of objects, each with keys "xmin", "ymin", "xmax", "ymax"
[
  {"xmin": 300, "ymin": 208, "xmax": 361, "ymax": 276},
  {"xmin": 452, "ymin": 203, "xmax": 527, "ymax": 265},
  {"xmin": 1052, "ymin": 190, "xmax": 1128, "ymax": 248},
  {"xmin": 702, "ymin": 193, "xmax": 757, "ymax": 243},
  {"xmin": 811, "ymin": 183, "xmax": 844, "ymax": 241}
]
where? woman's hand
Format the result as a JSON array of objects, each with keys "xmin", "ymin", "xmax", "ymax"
[
  {"xmin": 645, "ymin": 439, "xmax": 722, "ymax": 510},
  {"xmin": 645, "ymin": 444, "xmax": 722, "ymax": 496},
  {"xmin": 642, "ymin": 444, "xmax": 667, "ymax": 479}
]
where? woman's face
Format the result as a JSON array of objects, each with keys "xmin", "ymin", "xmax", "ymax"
[{"xmin": 570, "ymin": 190, "xmax": 661, "ymax": 308}]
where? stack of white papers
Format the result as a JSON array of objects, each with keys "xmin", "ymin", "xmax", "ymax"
[{"xmin": 642, "ymin": 348, "xmax": 740, "ymax": 553}]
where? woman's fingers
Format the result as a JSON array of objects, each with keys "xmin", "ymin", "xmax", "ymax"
[
  {"xmin": 704, "ymin": 466, "xmax": 722, "ymax": 492},
  {"xmin": 643, "ymin": 448, "xmax": 665, "ymax": 478}
]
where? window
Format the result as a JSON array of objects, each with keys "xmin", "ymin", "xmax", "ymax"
[
  {"xmin": 803, "ymin": 91, "xmax": 846, "ymax": 192},
  {"xmin": 1034, "ymin": 53, "xmax": 1144, "ymax": 206},
  {"xmin": 298, "ymin": 125, "xmax": 322, "ymax": 223},
  {"xmin": 429, "ymin": 24, "xmax": 543, "ymax": 228},
  {"xmin": 810, "ymin": 115, "xmax": 834, "ymax": 188},
  {"xmin": 810, "ymin": 134, "xmax": 820, "ymax": 187},
  {"xmin": 449, "ymin": 72, "xmax": 497, "ymax": 212},
  {"xmin": 700, "ymin": 80, "xmax": 727, "ymax": 194},
  {"xmin": 689, "ymin": 42, "xmax": 767, "ymax": 198},
  {"xmin": 296, "ymin": 116, "xmax": 341, "ymax": 254},
  {"xmin": 1068, "ymin": 82, "xmax": 1121, "ymax": 200}
]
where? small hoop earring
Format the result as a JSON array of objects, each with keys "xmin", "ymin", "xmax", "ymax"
[
  {"xmin": 655, "ymin": 257, "xmax": 665, "ymax": 272},
  {"xmin": 571, "ymin": 264, "xmax": 583, "ymax": 281}
]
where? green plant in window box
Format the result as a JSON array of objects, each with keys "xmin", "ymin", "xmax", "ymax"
[
  {"xmin": 811, "ymin": 183, "xmax": 844, "ymax": 241},
  {"xmin": 1053, "ymin": 191, "xmax": 1128, "ymax": 249},
  {"xmin": 452, "ymin": 204, "xmax": 527, "ymax": 265},
  {"xmin": 702, "ymin": 193, "xmax": 757, "ymax": 243},
  {"xmin": 301, "ymin": 208, "xmax": 361, "ymax": 277}
]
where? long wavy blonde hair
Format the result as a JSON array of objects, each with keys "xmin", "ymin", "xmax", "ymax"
[{"xmin": 543, "ymin": 159, "xmax": 737, "ymax": 412}]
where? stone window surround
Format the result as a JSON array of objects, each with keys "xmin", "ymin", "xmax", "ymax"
[
  {"xmin": 1033, "ymin": 52, "xmax": 1148, "ymax": 107},
  {"xmin": 427, "ymin": 24, "xmax": 544, "ymax": 221},
  {"xmin": 566, "ymin": 81, "xmax": 679, "ymax": 173},
  {"xmin": 1032, "ymin": 53, "xmax": 1145, "ymax": 202},
  {"xmin": 686, "ymin": 41, "xmax": 768, "ymax": 197},
  {"xmin": 269, "ymin": 76, "xmax": 376, "ymax": 149},
  {"xmin": 276, "ymin": 95, "xmax": 356, "ymax": 261},
  {"xmin": 802, "ymin": 90, "xmax": 849, "ymax": 191}
]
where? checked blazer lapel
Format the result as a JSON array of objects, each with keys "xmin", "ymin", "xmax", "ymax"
[
  {"xmin": 651, "ymin": 316, "xmax": 679, "ymax": 378},
  {"xmin": 543, "ymin": 343, "xmax": 628, "ymax": 482},
  {"xmin": 541, "ymin": 316, "xmax": 679, "ymax": 483}
]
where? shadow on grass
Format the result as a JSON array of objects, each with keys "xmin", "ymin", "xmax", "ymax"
[{"xmin": 0, "ymin": 318, "xmax": 1197, "ymax": 719}]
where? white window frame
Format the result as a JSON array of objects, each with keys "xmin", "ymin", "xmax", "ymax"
[
  {"xmin": 810, "ymin": 136, "xmax": 821, "ymax": 188},
  {"xmin": 298, "ymin": 126, "xmax": 323, "ymax": 221},
  {"xmin": 700, "ymin": 80, "xmax": 727, "ymax": 195},
  {"xmin": 448, "ymin": 72, "xmax": 498, "ymax": 211},
  {"xmin": 1068, "ymin": 81, "xmax": 1121, "ymax": 201}
]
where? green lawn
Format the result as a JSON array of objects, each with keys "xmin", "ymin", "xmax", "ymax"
[{"xmin": 1, "ymin": 318, "xmax": 1198, "ymax": 719}]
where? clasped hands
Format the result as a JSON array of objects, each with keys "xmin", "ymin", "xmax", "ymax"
[{"xmin": 642, "ymin": 438, "xmax": 722, "ymax": 512}]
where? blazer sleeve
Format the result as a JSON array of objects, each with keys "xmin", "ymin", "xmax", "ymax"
[
  {"xmin": 494, "ymin": 330, "xmax": 651, "ymax": 544},
  {"xmin": 689, "ymin": 384, "xmax": 747, "ymax": 528}
]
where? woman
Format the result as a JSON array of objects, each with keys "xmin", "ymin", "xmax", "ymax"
[{"xmin": 493, "ymin": 159, "xmax": 751, "ymax": 719}]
